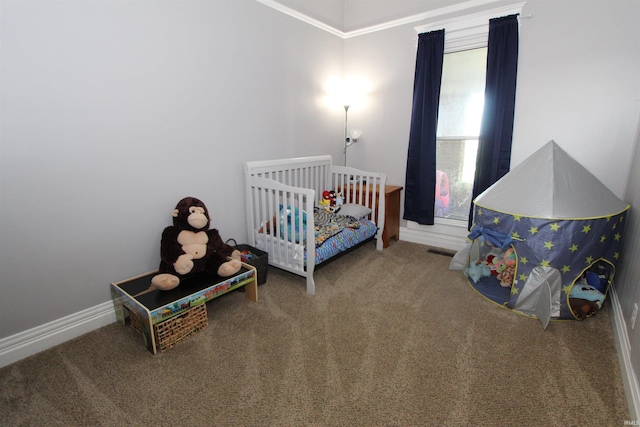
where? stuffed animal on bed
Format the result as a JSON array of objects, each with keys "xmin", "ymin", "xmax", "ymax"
[
  {"xmin": 319, "ymin": 190, "xmax": 345, "ymax": 213},
  {"xmin": 150, "ymin": 197, "xmax": 242, "ymax": 291}
]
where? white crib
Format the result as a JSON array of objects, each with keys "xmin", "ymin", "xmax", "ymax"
[{"xmin": 244, "ymin": 155, "xmax": 386, "ymax": 294}]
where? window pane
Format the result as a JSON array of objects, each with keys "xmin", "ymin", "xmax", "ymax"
[
  {"xmin": 436, "ymin": 138, "xmax": 478, "ymax": 220},
  {"xmin": 435, "ymin": 47, "xmax": 486, "ymax": 221},
  {"xmin": 437, "ymin": 48, "xmax": 487, "ymax": 137}
]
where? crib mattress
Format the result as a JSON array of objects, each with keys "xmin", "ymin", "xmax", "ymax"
[
  {"xmin": 311, "ymin": 218, "xmax": 377, "ymax": 264},
  {"xmin": 255, "ymin": 218, "xmax": 377, "ymax": 268}
]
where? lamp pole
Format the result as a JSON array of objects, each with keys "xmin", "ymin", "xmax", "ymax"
[{"xmin": 343, "ymin": 104, "xmax": 350, "ymax": 166}]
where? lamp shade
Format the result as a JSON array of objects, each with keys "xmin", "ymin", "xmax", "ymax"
[{"xmin": 350, "ymin": 129, "xmax": 362, "ymax": 141}]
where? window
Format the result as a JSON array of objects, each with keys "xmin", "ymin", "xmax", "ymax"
[
  {"xmin": 435, "ymin": 47, "xmax": 487, "ymax": 220},
  {"xmin": 407, "ymin": 2, "xmax": 524, "ymax": 245}
]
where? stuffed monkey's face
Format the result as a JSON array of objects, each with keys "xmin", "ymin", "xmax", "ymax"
[
  {"xmin": 187, "ymin": 206, "xmax": 209, "ymax": 229},
  {"xmin": 172, "ymin": 197, "xmax": 211, "ymax": 230}
]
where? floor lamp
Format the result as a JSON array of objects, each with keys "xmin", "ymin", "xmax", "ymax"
[{"xmin": 343, "ymin": 105, "xmax": 362, "ymax": 166}]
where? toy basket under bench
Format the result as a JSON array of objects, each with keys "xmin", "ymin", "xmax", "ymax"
[{"xmin": 129, "ymin": 303, "xmax": 208, "ymax": 351}]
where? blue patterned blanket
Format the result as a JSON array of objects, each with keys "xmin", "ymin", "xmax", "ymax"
[{"xmin": 313, "ymin": 210, "xmax": 361, "ymax": 247}]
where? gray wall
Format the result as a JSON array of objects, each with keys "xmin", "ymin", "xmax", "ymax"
[
  {"xmin": 0, "ymin": 1, "xmax": 343, "ymax": 338},
  {"xmin": 617, "ymin": 118, "xmax": 640, "ymax": 382}
]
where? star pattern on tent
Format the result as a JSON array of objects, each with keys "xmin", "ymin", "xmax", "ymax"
[
  {"xmin": 478, "ymin": 208, "xmax": 483, "ymax": 216},
  {"xmin": 472, "ymin": 206, "xmax": 628, "ymax": 320}
]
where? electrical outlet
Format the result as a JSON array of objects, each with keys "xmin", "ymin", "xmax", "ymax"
[{"xmin": 632, "ymin": 304, "xmax": 639, "ymax": 329}]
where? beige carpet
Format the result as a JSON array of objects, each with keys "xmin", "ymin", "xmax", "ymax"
[{"xmin": 0, "ymin": 241, "xmax": 630, "ymax": 426}]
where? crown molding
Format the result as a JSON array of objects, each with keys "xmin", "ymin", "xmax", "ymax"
[
  {"xmin": 256, "ymin": 0, "xmax": 520, "ymax": 39},
  {"xmin": 344, "ymin": 0, "xmax": 517, "ymax": 38},
  {"xmin": 414, "ymin": 1, "xmax": 526, "ymax": 52},
  {"xmin": 414, "ymin": 1, "xmax": 526, "ymax": 34},
  {"xmin": 255, "ymin": 0, "xmax": 344, "ymax": 37}
]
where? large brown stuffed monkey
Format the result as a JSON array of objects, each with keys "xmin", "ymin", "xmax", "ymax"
[{"xmin": 151, "ymin": 197, "xmax": 241, "ymax": 291}]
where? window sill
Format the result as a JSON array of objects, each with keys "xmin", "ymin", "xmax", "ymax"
[{"xmin": 401, "ymin": 219, "xmax": 469, "ymax": 252}]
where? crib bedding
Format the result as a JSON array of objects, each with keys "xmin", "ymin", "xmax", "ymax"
[
  {"xmin": 263, "ymin": 208, "xmax": 363, "ymax": 248},
  {"xmin": 255, "ymin": 216, "xmax": 377, "ymax": 267},
  {"xmin": 313, "ymin": 210, "xmax": 362, "ymax": 247},
  {"xmin": 312, "ymin": 217, "xmax": 377, "ymax": 264}
]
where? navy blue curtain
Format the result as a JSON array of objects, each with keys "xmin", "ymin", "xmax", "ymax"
[
  {"xmin": 403, "ymin": 30, "xmax": 445, "ymax": 225},
  {"xmin": 468, "ymin": 15, "xmax": 519, "ymax": 229}
]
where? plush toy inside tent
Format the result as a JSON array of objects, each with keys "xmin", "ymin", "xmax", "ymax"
[{"xmin": 460, "ymin": 140, "xmax": 629, "ymax": 327}]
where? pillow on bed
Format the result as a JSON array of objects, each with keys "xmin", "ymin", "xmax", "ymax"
[{"xmin": 338, "ymin": 203, "xmax": 372, "ymax": 218}]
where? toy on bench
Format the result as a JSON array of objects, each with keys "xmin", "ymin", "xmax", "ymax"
[{"xmin": 135, "ymin": 197, "xmax": 242, "ymax": 297}]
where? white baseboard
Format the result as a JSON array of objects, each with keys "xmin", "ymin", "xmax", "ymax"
[
  {"xmin": 609, "ymin": 287, "xmax": 640, "ymax": 421},
  {"xmin": 0, "ymin": 301, "xmax": 117, "ymax": 369},
  {"xmin": 400, "ymin": 224, "xmax": 468, "ymax": 252}
]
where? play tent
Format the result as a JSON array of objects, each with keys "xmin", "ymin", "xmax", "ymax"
[{"xmin": 459, "ymin": 140, "xmax": 629, "ymax": 327}]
